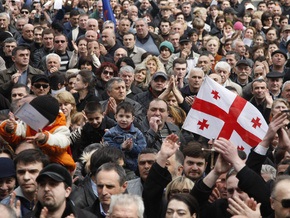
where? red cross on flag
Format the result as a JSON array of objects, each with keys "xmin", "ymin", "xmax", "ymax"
[{"xmin": 182, "ymin": 76, "xmax": 268, "ymax": 154}]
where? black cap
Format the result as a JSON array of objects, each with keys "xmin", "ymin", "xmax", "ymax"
[
  {"xmin": 31, "ymin": 74, "xmax": 49, "ymax": 84},
  {"xmin": 36, "ymin": 163, "xmax": 72, "ymax": 187},
  {"xmin": 236, "ymin": 59, "xmax": 251, "ymax": 67},
  {"xmin": 266, "ymin": 71, "xmax": 285, "ymax": 78},
  {"xmin": 271, "ymin": 49, "xmax": 287, "ymax": 60},
  {"xmin": 224, "ymin": 7, "xmax": 237, "ymax": 15},
  {"xmin": 179, "ymin": 34, "xmax": 191, "ymax": 43},
  {"xmin": 152, "ymin": 72, "xmax": 168, "ymax": 80}
]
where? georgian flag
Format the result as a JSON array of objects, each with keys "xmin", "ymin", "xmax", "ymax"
[{"xmin": 182, "ymin": 76, "xmax": 268, "ymax": 154}]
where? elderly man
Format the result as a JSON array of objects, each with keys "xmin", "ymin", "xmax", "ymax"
[
  {"xmin": 0, "ymin": 45, "xmax": 43, "ymax": 99},
  {"xmin": 135, "ymin": 18, "xmax": 163, "ymax": 56},
  {"xmin": 25, "ymin": 163, "xmax": 96, "ymax": 217},
  {"xmin": 86, "ymin": 163, "xmax": 127, "ymax": 217},
  {"xmin": 233, "ymin": 60, "xmax": 252, "ymax": 88},
  {"xmin": 45, "ymin": 53, "xmax": 61, "ymax": 76},
  {"xmin": 0, "ymin": 12, "xmax": 18, "ymax": 37},
  {"xmin": 123, "ymin": 32, "xmax": 146, "ymax": 64},
  {"xmin": 119, "ymin": 66, "xmax": 142, "ymax": 99},
  {"xmin": 113, "ymin": 48, "xmax": 128, "ymax": 63},
  {"xmin": 17, "ymin": 24, "xmax": 34, "ymax": 47},
  {"xmin": 100, "ymin": 77, "xmax": 144, "ymax": 124},
  {"xmin": 266, "ymin": 71, "xmax": 284, "ymax": 99},
  {"xmin": 107, "ymin": 194, "xmax": 144, "ymax": 218},
  {"xmin": 281, "ymin": 81, "xmax": 290, "ymax": 103},
  {"xmin": 214, "ymin": 61, "xmax": 242, "ymax": 96}
]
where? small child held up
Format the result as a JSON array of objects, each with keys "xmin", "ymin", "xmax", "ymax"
[{"xmin": 103, "ymin": 102, "xmax": 147, "ymax": 172}]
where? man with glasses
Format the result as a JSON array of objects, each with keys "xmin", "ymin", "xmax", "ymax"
[
  {"xmin": 270, "ymin": 175, "xmax": 290, "ymax": 218},
  {"xmin": 30, "ymin": 75, "xmax": 50, "ymax": 96},
  {"xmin": 0, "ymin": 45, "xmax": 43, "ymax": 99},
  {"xmin": 53, "ymin": 34, "xmax": 72, "ymax": 72}
]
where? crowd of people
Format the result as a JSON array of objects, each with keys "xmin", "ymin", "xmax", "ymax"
[{"xmin": 0, "ymin": 0, "xmax": 290, "ymax": 217}]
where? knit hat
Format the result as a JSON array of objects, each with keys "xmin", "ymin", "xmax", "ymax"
[
  {"xmin": 233, "ymin": 21, "xmax": 243, "ymax": 31},
  {"xmin": 36, "ymin": 163, "xmax": 72, "ymax": 187},
  {"xmin": 0, "ymin": 158, "xmax": 16, "ymax": 179},
  {"xmin": 159, "ymin": 41, "xmax": 174, "ymax": 53},
  {"xmin": 30, "ymin": 95, "xmax": 59, "ymax": 124}
]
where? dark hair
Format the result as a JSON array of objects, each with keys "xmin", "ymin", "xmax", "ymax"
[
  {"xmin": 183, "ymin": 142, "xmax": 209, "ymax": 160},
  {"xmin": 116, "ymin": 57, "xmax": 135, "ymax": 70},
  {"xmin": 78, "ymin": 70, "xmax": 96, "ymax": 91},
  {"xmin": 90, "ymin": 148, "xmax": 125, "ymax": 175},
  {"xmin": 96, "ymin": 62, "xmax": 118, "ymax": 79},
  {"xmin": 173, "ymin": 58, "xmax": 187, "ymax": 68},
  {"xmin": 42, "ymin": 28, "xmax": 55, "ymax": 38},
  {"xmin": 70, "ymin": 9, "xmax": 80, "ymax": 17},
  {"xmin": 261, "ymin": 11, "xmax": 273, "ymax": 26},
  {"xmin": 251, "ymin": 78, "xmax": 266, "ymax": 91},
  {"xmin": 138, "ymin": 148, "xmax": 158, "ymax": 156},
  {"xmin": 166, "ymin": 194, "xmax": 200, "ymax": 218},
  {"xmin": 12, "ymin": 45, "xmax": 30, "ymax": 56},
  {"xmin": 96, "ymin": 162, "xmax": 127, "ymax": 186},
  {"xmin": 12, "ymin": 84, "xmax": 30, "ymax": 94},
  {"xmin": 14, "ymin": 149, "xmax": 50, "ymax": 167},
  {"xmin": 84, "ymin": 101, "xmax": 103, "ymax": 115},
  {"xmin": 78, "ymin": 55, "xmax": 96, "ymax": 72},
  {"xmin": 116, "ymin": 101, "xmax": 135, "ymax": 116},
  {"xmin": 0, "ymin": 144, "xmax": 14, "ymax": 159},
  {"xmin": 49, "ymin": 72, "xmax": 65, "ymax": 90}
]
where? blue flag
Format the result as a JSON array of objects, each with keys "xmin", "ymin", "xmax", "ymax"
[{"xmin": 102, "ymin": 0, "xmax": 116, "ymax": 24}]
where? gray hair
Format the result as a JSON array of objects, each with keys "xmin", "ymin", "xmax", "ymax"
[
  {"xmin": 119, "ymin": 66, "xmax": 134, "ymax": 75},
  {"xmin": 106, "ymin": 77, "xmax": 124, "ymax": 92},
  {"xmin": 0, "ymin": 12, "xmax": 10, "ymax": 22},
  {"xmin": 214, "ymin": 61, "xmax": 231, "ymax": 73},
  {"xmin": 108, "ymin": 194, "xmax": 144, "ymax": 218},
  {"xmin": 261, "ymin": 164, "xmax": 276, "ymax": 181},
  {"xmin": 282, "ymin": 80, "xmax": 290, "ymax": 92},
  {"xmin": 46, "ymin": 53, "xmax": 61, "ymax": 64},
  {"xmin": 189, "ymin": 67, "xmax": 204, "ymax": 77}
]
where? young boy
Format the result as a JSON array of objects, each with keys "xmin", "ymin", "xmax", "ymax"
[
  {"xmin": 103, "ymin": 102, "xmax": 147, "ymax": 172},
  {"xmin": 74, "ymin": 101, "xmax": 116, "ymax": 160}
]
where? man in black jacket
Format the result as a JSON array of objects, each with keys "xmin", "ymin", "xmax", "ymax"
[{"xmin": 25, "ymin": 163, "xmax": 97, "ymax": 218}]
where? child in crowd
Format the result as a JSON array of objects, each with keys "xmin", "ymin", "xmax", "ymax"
[
  {"xmin": 0, "ymin": 95, "xmax": 76, "ymax": 172},
  {"xmin": 103, "ymin": 102, "xmax": 147, "ymax": 172},
  {"xmin": 72, "ymin": 101, "xmax": 116, "ymax": 161}
]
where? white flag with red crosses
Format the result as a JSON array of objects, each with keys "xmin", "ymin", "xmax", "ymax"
[{"xmin": 182, "ymin": 76, "xmax": 268, "ymax": 154}]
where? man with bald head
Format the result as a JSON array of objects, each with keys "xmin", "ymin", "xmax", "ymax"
[
  {"xmin": 85, "ymin": 30, "xmax": 98, "ymax": 41},
  {"xmin": 102, "ymin": 28, "xmax": 124, "ymax": 60},
  {"xmin": 17, "ymin": 23, "xmax": 34, "ymax": 46}
]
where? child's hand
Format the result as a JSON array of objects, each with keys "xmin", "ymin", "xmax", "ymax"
[
  {"xmin": 122, "ymin": 138, "xmax": 133, "ymax": 150},
  {"xmin": 26, "ymin": 130, "xmax": 47, "ymax": 144}
]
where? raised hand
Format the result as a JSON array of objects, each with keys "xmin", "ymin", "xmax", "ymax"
[
  {"xmin": 6, "ymin": 112, "xmax": 17, "ymax": 133},
  {"xmin": 11, "ymin": 70, "xmax": 21, "ymax": 84},
  {"xmin": 227, "ymin": 196, "xmax": 261, "ymax": 218},
  {"xmin": 157, "ymin": 134, "xmax": 180, "ymax": 168}
]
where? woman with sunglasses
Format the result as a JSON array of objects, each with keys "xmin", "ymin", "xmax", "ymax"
[
  {"xmin": 73, "ymin": 70, "xmax": 99, "ymax": 111},
  {"xmin": 95, "ymin": 62, "xmax": 118, "ymax": 100}
]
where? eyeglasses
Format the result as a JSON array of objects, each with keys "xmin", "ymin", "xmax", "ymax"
[
  {"xmin": 102, "ymin": 70, "xmax": 114, "ymax": 75},
  {"xmin": 170, "ymin": 189, "xmax": 190, "ymax": 195},
  {"xmin": 272, "ymin": 198, "xmax": 290, "ymax": 208},
  {"xmin": 21, "ymin": 11, "xmax": 29, "ymax": 14},
  {"xmin": 33, "ymin": 83, "xmax": 49, "ymax": 89},
  {"xmin": 55, "ymin": 40, "xmax": 66, "ymax": 43}
]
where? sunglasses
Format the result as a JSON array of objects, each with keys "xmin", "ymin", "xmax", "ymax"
[
  {"xmin": 55, "ymin": 40, "xmax": 66, "ymax": 43},
  {"xmin": 33, "ymin": 83, "xmax": 49, "ymax": 89},
  {"xmin": 273, "ymin": 198, "xmax": 290, "ymax": 208},
  {"xmin": 138, "ymin": 160, "xmax": 155, "ymax": 165},
  {"xmin": 227, "ymin": 187, "xmax": 243, "ymax": 195},
  {"xmin": 102, "ymin": 70, "xmax": 114, "ymax": 75},
  {"xmin": 21, "ymin": 11, "xmax": 29, "ymax": 14}
]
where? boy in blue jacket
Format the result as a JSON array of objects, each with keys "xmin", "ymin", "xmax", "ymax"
[{"xmin": 103, "ymin": 102, "xmax": 147, "ymax": 172}]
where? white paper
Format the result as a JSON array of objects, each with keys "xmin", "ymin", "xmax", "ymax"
[
  {"xmin": 15, "ymin": 103, "xmax": 49, "ymax": 131},
  {"xmin": 54, "ymin": 0, "xmax": 62, "ymax": 10},
  {"xmin": 243, "ymin": 38, "xmax": 252, "ymax": 47}
]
